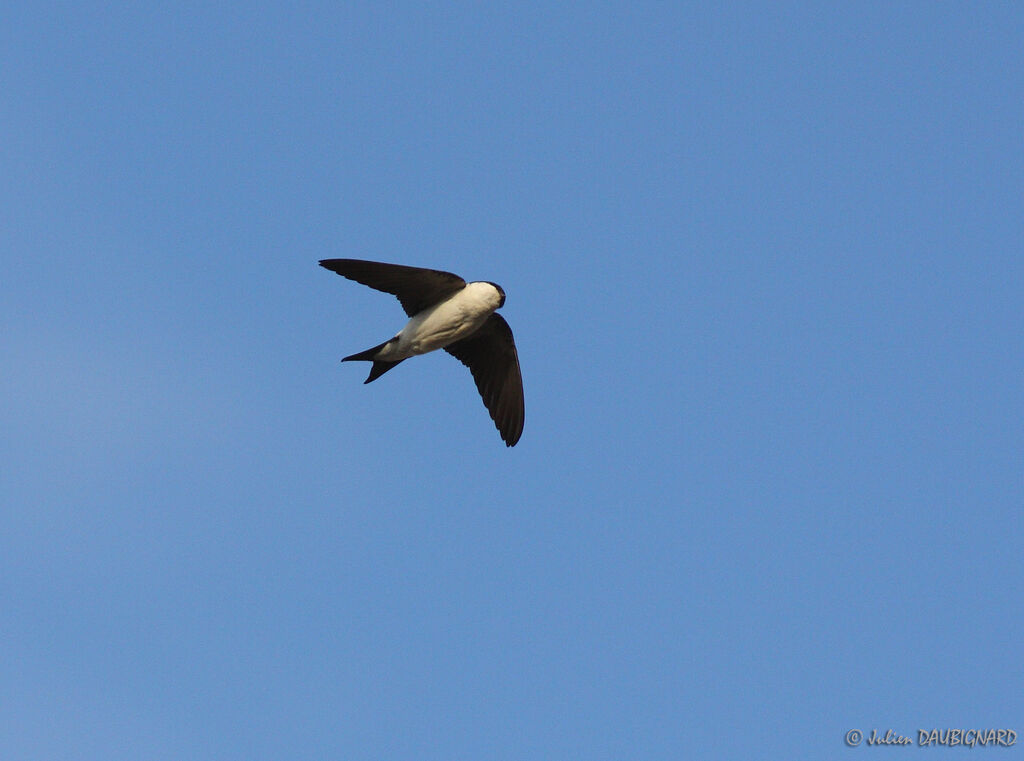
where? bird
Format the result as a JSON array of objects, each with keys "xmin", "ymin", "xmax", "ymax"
[{"xmin": 319, "ymin": 258, "xmax": 525, "ymax": 447}]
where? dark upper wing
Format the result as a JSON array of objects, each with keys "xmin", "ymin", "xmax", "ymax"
[
  {"xmin": 319, "ymin": 259, "xmax": 466, "ymax": 316},
  {"xmin": 445, "ymin": 313, "xmax": 525, "ymax": 447}
]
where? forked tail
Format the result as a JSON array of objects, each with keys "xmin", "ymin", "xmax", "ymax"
[{"xmin": 342, "ymin": 340, "xmax": 404, "ymax": 383}]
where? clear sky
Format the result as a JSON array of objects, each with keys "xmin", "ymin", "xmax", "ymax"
[{"xmin": 2, "ymin": 3, "xmax": 1021, "ymax": 759}]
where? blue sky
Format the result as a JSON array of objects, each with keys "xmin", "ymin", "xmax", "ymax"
[{"xmin": 2, "ymin": 2, "xmax": 1021, "ymax": 759}]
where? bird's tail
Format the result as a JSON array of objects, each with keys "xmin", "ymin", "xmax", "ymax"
[
  {"xmin": 342, "ymin": 339, "xmax": 404, "ymax": 384},
  {"xmin": 342, "ymin": 340, "xmax": 389, "ymax": 363}
]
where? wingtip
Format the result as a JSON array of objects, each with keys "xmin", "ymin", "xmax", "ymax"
[{"xmin": 502, "ymin": 425, "xmax": 523, "ymax": 447}]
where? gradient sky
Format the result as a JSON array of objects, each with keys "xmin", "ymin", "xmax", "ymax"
[{"xmin": 2, "ymin": 3, "xmax": 1022, "ymax": 759}]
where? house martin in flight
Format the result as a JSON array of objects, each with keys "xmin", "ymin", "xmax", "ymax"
[{"xmin": 320, "ymin": 259, "xmax": 525, "ymax": 446}]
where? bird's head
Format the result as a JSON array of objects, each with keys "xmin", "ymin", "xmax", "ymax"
[{"xmin": 486, "ymin": 282, "xmax": 506, "ymax": 308}]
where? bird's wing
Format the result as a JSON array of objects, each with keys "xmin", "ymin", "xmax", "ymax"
[
  {"xmin": 319, "ymin": 259, "xmax": 466, "ymax": 317},
  {"xmin": 445, "ymin": 313, "xmax": 525, "ymax": 447}
]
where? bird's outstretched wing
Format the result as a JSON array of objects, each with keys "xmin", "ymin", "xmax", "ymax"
[
  {"xmin": 319, "ymin": 259, "xmax": 466, "ymax": 316},
  {"xmin": 445, "ymin": 314, "xmax": 525, "ymax": 447}
]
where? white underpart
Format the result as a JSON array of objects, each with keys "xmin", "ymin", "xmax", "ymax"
[{"xmin": 376, "ymin": 281, "xmax": 502, "ymax": 361}]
